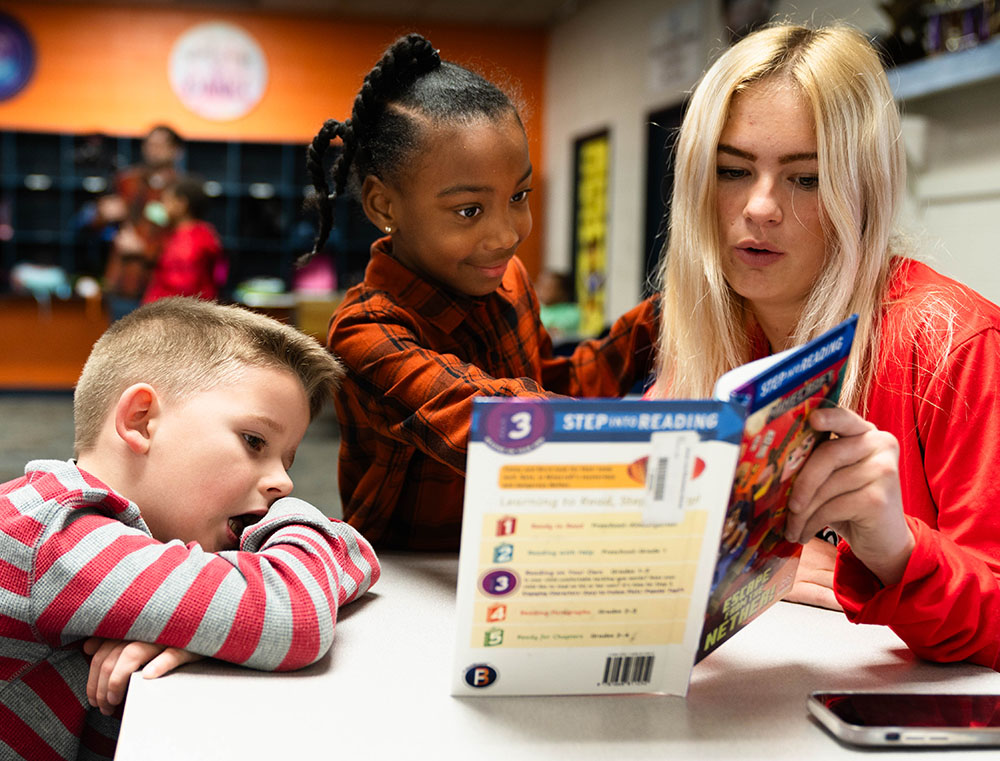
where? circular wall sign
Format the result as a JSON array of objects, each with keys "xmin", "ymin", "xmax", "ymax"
[
  {"xmin": 168, "ymin": 22, "xmax": 267, "ymax": 121},
  {"xmin": 0, "ymin": 12, "xmax": 35, "ymax": 101}
]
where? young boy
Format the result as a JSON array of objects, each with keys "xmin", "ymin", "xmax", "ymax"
[
  {"xmin": 142, "ymin": 176, "xmax": 226, "ymax": 304},
  {"xmin": 0, "ymin": 297, "xmax": 379, "ymax": 761}
]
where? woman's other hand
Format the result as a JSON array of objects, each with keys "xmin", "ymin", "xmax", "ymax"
[{"xmin": 785, "ymin": 406, "xmax": 915, "ymax": 586}]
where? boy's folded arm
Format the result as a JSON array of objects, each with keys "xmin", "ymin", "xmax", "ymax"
[
  {"xmin": 238, "ymin": 496, "xmax": 381, "ymax": 609},
  {"xmin": 36, "ymin": 497, "xmax": 379, "ymax": 672}
]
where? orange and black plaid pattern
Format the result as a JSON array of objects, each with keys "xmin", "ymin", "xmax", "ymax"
[{"xmin": 329, "ymin": 238, "xmax": 659, "ymax": 550}]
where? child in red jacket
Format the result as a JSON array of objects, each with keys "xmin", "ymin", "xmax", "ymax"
[{"xmin": 142, "ymin": 176, "xmax": 226, "ymax": 303}]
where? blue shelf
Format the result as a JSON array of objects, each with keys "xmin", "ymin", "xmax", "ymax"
[
  {"xmin": 889, "ymin": 36, "xmax": 1000, "ymax": 100},
  {"xmin": 1, "ymin": 129, "xmax": 380, "ymax": 289}
]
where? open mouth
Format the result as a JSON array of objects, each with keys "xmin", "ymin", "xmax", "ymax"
[
  {"xmin": 736, "ymin": 245, "xmax": 783, "ymax": 265},
  {"xmin": 228, "ymin": 513, "xmax": 263, "ymax": 537}
]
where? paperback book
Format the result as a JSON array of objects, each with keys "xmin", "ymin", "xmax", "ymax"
[{"xmin": 451, "ymin": 316, "xmax": 857, "ymax": 696}]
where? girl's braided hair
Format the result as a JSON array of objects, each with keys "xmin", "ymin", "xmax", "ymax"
[{"xmin": 303, "ymin": 33, "xmax": 520, "ymax": 262}]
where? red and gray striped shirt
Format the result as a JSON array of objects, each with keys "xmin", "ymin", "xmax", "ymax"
[{"xmin": 0, "ymin": 460, "xmax": 380, "ymax": 761}]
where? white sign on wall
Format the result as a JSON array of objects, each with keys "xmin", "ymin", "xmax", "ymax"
[
  {"xmin": 169, "ymin": 21, "xmax": 268, "ymax": 121},
  {"xmin": 647, "ymin": 0, "xmax": 705, "ymax": 93}
]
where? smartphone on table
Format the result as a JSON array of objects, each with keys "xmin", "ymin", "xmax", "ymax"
[{"xmin": 808, "ymin": 691, "xmax": 1000, "ymax": 747}]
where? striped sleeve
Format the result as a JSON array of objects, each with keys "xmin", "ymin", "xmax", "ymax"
[{"xmin": 29, "ymin": 496, "xmax": 379, "ymax": 671}]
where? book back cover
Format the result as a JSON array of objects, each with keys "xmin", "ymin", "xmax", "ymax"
[{"xmin": 452, "ymin": 398, "xmax": 744, "ymax": 696}]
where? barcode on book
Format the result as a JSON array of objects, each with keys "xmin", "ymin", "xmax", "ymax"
[
  {"xmin": 601, "ymin": 653, "xmax": 654, "ymax": 686},
  {"xmin": 652, "ymin": 457, "xmax": 668, "ymax": 501},
  {"xmin": 642, "ymin": 430, "xmax": 697, "ymax": 525}
]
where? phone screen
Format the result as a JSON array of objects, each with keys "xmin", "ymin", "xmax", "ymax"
[{"xmin": 816, "ymin": 693, "xmax": 1000, "ymax": 728}]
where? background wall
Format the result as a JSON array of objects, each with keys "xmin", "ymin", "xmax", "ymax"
[
  {"xmin": 0, "ymin": 1, "xmax": 549, "ymax": 272},
  {"xmin": 544, "ymin": 0, "xmax": 1000, "ymax": 319},
  {"xmin": 2, "ymin": 0, "xmax": 997, "ymax": 319},
  {"xmin": 898, "ymin": 76, "xmax": 1000, "ymax": 304}
]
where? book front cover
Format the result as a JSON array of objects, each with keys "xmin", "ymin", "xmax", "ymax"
[{"xmin": 697, "ymin": 315, "xmax": 857, "ymax": 661}]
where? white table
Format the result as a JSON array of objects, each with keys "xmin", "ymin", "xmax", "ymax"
[{"xmin": 115, "ymin": 552, "xmax": 1000, "ymax": 760}]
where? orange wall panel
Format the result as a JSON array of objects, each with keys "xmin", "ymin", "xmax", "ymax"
[{"xmin": 0, "ymin": 296, "xmax": 108, "ymax": 391}]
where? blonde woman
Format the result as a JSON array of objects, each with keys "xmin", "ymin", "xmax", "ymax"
[{"xmin": 650, "ymin": 24, "xmax": 1000, "ymax": 669}]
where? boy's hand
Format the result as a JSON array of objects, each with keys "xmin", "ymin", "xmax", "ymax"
[{"xmin": 83, "ymin": 637, "xmax": 203, "ymax": 715}]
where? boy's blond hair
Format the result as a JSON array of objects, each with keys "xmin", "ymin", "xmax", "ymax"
[{"xmin": 74, "ymin": 297, "xmax": 343, "ymax": 456}]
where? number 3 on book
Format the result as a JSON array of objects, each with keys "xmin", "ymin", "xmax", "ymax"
[
  {"xmin": 480, "ymin": 569, "xmax": 519, "ymax": 596},
  {"xmin": 507, "ymin": 411, "xmax": 532, "ymax": 440}
]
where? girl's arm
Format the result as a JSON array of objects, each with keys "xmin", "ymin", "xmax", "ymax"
[
  {"xmin": 540, "ymin": 295, "xmax": 659, "ymax": 398},
  {"xmin": 330, "ymin": 264, "xmax": 657, "ymax": 476},
  {"xmin": 332, "ymin": 301, "xmax": 554, "ymax": 474}
]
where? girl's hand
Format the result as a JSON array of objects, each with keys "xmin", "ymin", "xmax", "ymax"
[
  {"xmin": 784, "ymin": 407, "xmax": 915, "ymax": 587},
  {"xmin": 785, "ymin": 536, "xmax": 842, "ymax": 610},
  {"xmin": 83, "ymin": 637, "xmax": 203, "ymax": 715}
]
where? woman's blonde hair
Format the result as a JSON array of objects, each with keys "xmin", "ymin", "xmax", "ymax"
[
  {"xmin": 653, "ymin": 23, "xmax": 906, "ymax": 410},
  {"xmin": 73, "ymin": 297, "xmax": 343, "ymax": 455}
]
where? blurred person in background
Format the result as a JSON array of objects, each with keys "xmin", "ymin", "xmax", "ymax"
[
  {"xmin": 96, "ymin": 125, "xmax": 183, "ymax": 320},
  {"xmin": 142, "ymin": 176, "xmax": 226, "ymax": 304}
]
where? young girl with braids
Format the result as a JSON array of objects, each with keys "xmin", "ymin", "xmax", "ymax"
[{"xmin": 303, "ymin": 34, "xmax": 658, "ymax": 551}]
